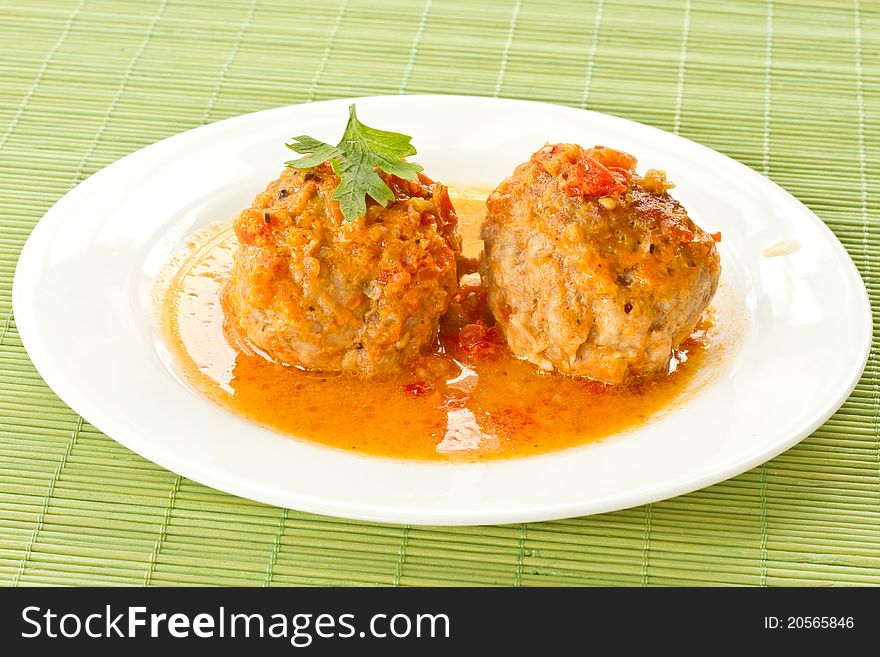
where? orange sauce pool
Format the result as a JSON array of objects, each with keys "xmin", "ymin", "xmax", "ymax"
[{"xmin": 156, "ymin": 188, "xmax": 714, "ymax": 462}]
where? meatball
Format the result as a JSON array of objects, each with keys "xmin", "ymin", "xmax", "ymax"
[
  {"xmin": 227, "ymin": 163, "xmax": 461, "ymax": 377},
  {"xmin": 481, "ymin": 143, "xmax": 721, "ymax": 385}
]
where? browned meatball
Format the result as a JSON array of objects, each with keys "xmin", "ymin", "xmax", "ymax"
[
  {"xmin": 481, "ymin": 143, "xmax": 721, "ymax": 385},
  {"xmin": 226, "ymin": 163, "xmax": 461, "ymax": 377}
]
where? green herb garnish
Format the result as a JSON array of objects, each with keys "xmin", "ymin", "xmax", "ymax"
[{"xmin": 285, "ymin": 104, "xmax": 423, "ymax": 223}]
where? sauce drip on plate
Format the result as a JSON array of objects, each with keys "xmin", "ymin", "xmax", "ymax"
[{"xmin": 157, "ymin": 188, "xmax": 713, "ymax": 461}]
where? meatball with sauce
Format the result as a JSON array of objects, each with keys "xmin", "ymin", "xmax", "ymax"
[
  {"xmin": 226, "ymin": 163, "xmax": 461, "ymax": 377},
  {"xmin": 481, "ymin": 143, "xmax": 721, "ymax": 385}
]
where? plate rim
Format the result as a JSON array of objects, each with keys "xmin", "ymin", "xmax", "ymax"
[{"xmin": 12, "ymin": 94, "xmax": 873, "ymax": 525}]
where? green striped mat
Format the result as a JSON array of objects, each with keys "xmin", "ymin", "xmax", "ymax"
[{"xmin": 1, "ymin": 0, "xmax": 878, "ymax": 586}]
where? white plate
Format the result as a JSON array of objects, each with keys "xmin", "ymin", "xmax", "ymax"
[{"xmin": 13, "ymin": 95, "xmax": 871, "ymax": 525}]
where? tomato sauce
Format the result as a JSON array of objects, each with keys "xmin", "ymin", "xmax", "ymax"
[{"xmin": 157, "ymin": 188, "xmax": 713, "ymax": 462}]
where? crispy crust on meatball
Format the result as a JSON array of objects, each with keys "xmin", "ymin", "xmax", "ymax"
[
  {"xmin": 481, "ymin": 143, "xmax": 721, "ymax": 384},
  {"xmin": 227, "ymin": 163, "xmax": 461, "ymax": 377}
]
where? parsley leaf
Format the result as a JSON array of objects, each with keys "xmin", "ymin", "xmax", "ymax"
[
  {"xmin": 285, "ymin": 135, "xmax": 342, "ymax": 169},
  {"xmin": 284, "ymin": 104, "xmax": 423, "ymax": 222}
]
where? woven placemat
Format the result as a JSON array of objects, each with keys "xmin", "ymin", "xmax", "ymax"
[{"xmin": 1, "ymin": 0, "xmax": 878, "ymax": 586}]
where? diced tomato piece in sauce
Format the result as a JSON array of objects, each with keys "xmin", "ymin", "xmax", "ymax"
[
  {"xmin": 457, "ymin": 321, "xmax": 505, "ymax": 360},
  {"xmin": 567, "ymin": 154, "xmax": 627, "ymax": 198},
  {"xmin": 403, "ymin": 380, "xmax": 433, "ymax": 397},
  {"xmin": 586, "ymin": 146, "xmax": 637, "ymax": 171},
  {"xmin": 532, "ymin": 144, "xmax": 629, "ymax": 199}
]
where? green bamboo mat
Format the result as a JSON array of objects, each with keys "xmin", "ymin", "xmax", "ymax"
[{"xmin": 1, "ymin": 0, "xmax": 878, "ymax": 587}]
